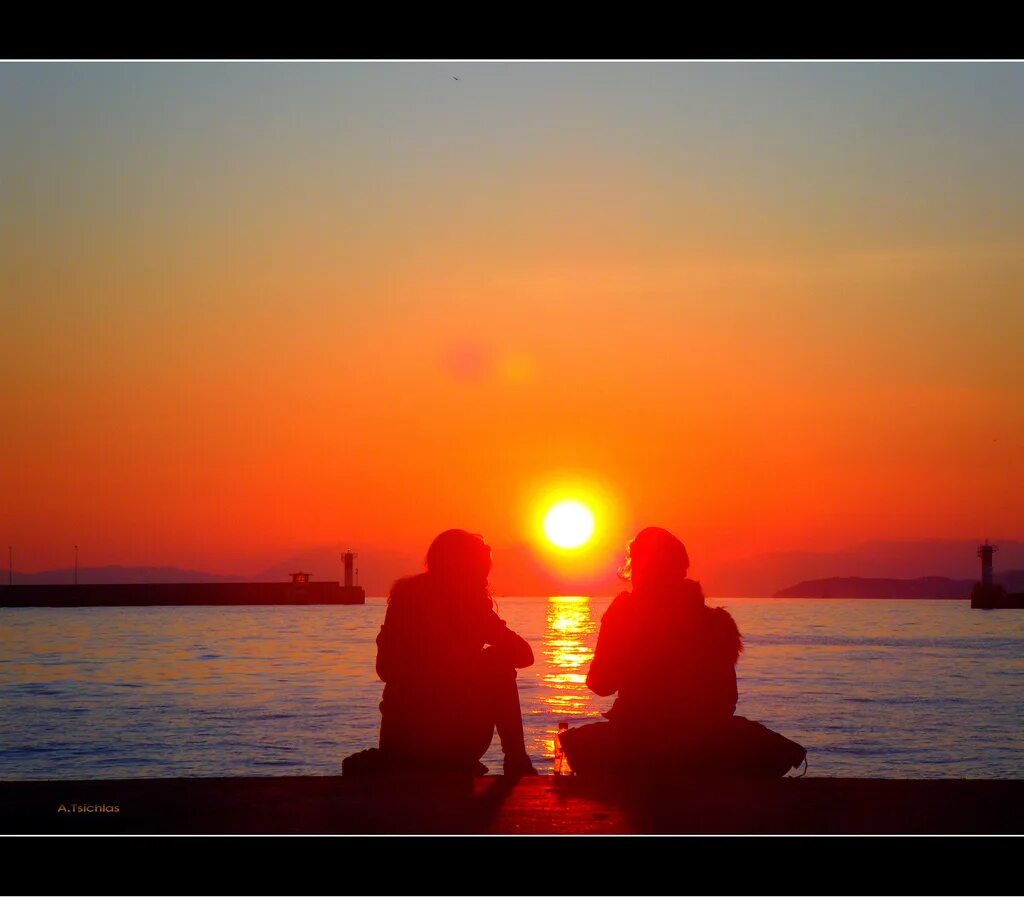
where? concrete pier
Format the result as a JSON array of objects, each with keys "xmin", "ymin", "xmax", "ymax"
[
  {"xmin": 0, "ymin": 581, "xmax": 365, "ymax": 607},
  {"xmin": 2, "ymin": 775, "xmax": 1020, "ymax": 834}
]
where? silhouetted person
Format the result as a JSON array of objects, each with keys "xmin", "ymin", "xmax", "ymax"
[
  {"xmin": 347, "ymin": 529, "xmax": 537, "ymax": 777},
  {"xmin": 558, "ymin": 527, "xmax": 806, "ymax": 777}
]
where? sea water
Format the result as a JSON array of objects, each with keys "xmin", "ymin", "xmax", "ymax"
[{"xmin": 1, "ymin": 597, "xmax": 1020, "ymax": 779}]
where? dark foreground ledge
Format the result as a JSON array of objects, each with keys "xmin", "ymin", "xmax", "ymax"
[{"xmin": 2, "ymin": 775, "xmax": 1021, "ymax": 835}]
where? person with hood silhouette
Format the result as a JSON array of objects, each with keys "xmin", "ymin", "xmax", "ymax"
[{"xmin": 558, "ymin": 526, "xmax": 807, "ymax": 777}]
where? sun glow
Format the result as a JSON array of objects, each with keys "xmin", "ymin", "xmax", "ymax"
[
  {"xmin": 543, "ymin": 500, "xmax": 595, "ymax": 550},
  {"xmin": 525, "ymin": 476, "xmax": 622, "ymax": 573}
]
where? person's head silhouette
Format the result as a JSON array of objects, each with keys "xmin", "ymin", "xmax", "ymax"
[
  {"xmin": 621, "ymin": 526, "xmax": 691, "ymax": 592},
  {"xmin": 425, "ymin": 529, "xmax": 493, "ymax": 594}
]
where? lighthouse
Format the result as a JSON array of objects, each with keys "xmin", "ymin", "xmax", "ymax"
[
  {"xmin": 978, "ymin": 541, "xmax": 998, "ymax": 587},
  {"xmin": 343, "ymin": 550, "xmax": 357, "ymax": 588}
]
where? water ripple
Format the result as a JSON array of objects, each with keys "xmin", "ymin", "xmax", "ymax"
[{"xmin": 1, "ymin": 598, "xmax": 1021, "ymax": 780}]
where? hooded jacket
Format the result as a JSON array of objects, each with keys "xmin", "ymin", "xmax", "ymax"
[{"xmin": 586, "ymin": 579, "xmax": 743, "ymax": 732}]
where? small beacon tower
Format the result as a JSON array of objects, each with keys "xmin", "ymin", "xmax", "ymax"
[
  {"xmin": 978, "ymin": 541, "xmax": 998, "ymax": 587},
  {"xmin": 343, "ymin": 551, "xmax": 357, "ymax": 588}
]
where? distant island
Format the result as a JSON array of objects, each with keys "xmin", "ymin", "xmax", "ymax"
[{"xmin": 775, "ymin": 571, "xmax": 1024, "ymax": 599}]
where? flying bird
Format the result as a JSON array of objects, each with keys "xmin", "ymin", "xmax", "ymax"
[{"xmin": 452, "ymin": 76, "xmax": 460, "ymax": 80}]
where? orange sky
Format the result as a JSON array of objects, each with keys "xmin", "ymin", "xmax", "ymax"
[{"xmin": 2, "ymin": 62, "xmax": 1023, "ymax": 585}]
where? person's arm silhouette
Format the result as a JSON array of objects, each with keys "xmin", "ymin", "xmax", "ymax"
[
  {"xmin": 375, "ymin": 622, "xmax": 394, "ymax": 683},
  {"xmin": 375, "ymin": 598, "xmax": 409, "ymax": 682},
  {"xmin": 706, "ymin": 605, "xmax": 742, "ymax": 717},
  {"xmin": 586, "ymin": 596, "xmax": 625, "ymax": 696},
  {"xmin": 722, "ymin": 664, "xmax": 738, "ymax": 716},
  {"xmin": 483, "ymin": 611, "xmax": 534, "ymax": 668}
]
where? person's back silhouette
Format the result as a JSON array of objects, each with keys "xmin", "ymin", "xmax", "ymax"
[
  {"xmin": 559, "ymin": 527, "xmax": 806, "ymax": 777},
  {"xmin": 346, "ymin": 529, "xmax": 537, "ymax": 777}
]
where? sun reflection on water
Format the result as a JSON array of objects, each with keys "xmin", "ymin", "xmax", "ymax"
[{"xmin": 534, "ymin": 595, "xmax": 600, "ymax": 764}]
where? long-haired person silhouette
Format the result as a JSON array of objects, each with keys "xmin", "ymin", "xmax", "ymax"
[
  {"xmin": 346, "ymin": 529, "xmax": 537, "ymax": 777},
  {"xmin": 558, "ymin": 527, "xmax": 807, "ymax": 777}
]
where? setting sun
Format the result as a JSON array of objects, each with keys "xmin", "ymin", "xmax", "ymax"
[{"xmin": 543, "ymin": 500, "xmax": 595, "ymax": 550}]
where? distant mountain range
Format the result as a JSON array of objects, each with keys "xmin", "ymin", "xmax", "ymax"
[
  {"xmin": 6, "ymin": 538, "xmax": 1022, "ymax": 598},
  {"xmin": 259, "ymin": 542, "xmax": 624, "ymax": 598},
  {"xmin": 774, "ymin": 571, "xmax": 1024, "ymax": 599},
  {"xmin": 224, "ymin": 537, "xmax": 1024, "ymax": 597},
  {"xmin": 704, "ymin": 540, "xmax": 1024, "ymax": 597}
]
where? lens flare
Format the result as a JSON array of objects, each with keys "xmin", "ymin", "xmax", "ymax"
[{"xmin": 543, "ymin": 500, "xmax": 595, "ymax": 550}]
